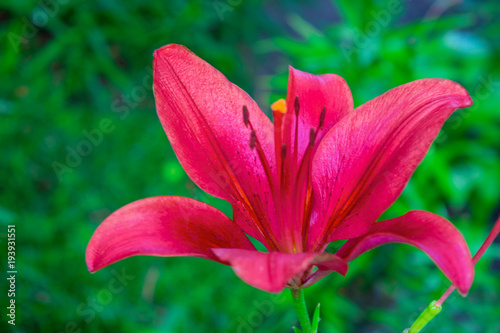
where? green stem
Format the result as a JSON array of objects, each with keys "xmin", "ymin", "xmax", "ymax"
[
  {"xmin": 291, "ymin": 288, "xmax": 312, "ymax": 333},
  {"xmin": 405, "ymin": 301, "xmax": 442, "ymax": 333}
]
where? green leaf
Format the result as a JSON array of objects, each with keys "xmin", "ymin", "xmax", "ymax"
[
  {"xmin": 292, "ymin": 327, "xmax": 303, "ymax": 333},
  {"xmin": 311, "ymin": 303, "xmax": 321, "ymax": 333}
]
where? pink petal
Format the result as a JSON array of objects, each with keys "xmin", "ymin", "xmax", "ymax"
[
  {"xmin": 336, "ymin": 211, "xmax": 474, "ymax": 295},
  {"xmin": 308, "ymin": 79, "xmax": 472, "ymax": 248},
  {"xmin": 302, "ymin": 253, "xmax": 349, "ymax": 287},
  {"xmin": 213, "ymin": 249, "xmax": 320, "ymax": 293},
  {"xmin": 278, "ymin": 67, "xmax": 353, "ymax": 251},
  {"xmin": 153, "ymin": 44, "xmax": 278, "ymax": 246},
  {"xmin": 283, "ymin": 66, "xmax": 353, "ymax": 162},
  {"xmin": 86, "ymin": 196, "xmax": 255, "ymax": 273}
]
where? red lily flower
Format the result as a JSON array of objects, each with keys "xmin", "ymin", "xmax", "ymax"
[{"xmin": 86, "ymin": 44, "xmax": 474, "ymax": 295}]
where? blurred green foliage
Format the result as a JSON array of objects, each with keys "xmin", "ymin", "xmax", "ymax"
[{"xmin": 1, "ymin": 0, "xmax": 499, "ymax": 332}]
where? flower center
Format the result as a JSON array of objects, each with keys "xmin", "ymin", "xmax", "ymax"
[{"xmin": 242, "ymin": 99, "xmax": 326, "ymax": 253}]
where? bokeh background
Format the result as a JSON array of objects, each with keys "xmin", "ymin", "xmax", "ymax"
[{"xmin": 1, "ymin": 0, "xmax": 499, "ymax": 332}]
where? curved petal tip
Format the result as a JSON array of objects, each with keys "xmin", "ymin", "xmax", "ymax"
[
  {"xmin": 154, "ymin": 44, "xmax": 192, "ymax": 58},
  {"xmin": 86, "ymin": 196, "xmax": 254, "ymax": 273},
  {"xmin": 337, "ymin": 211, "xmax": 474, "ymax": 295}
]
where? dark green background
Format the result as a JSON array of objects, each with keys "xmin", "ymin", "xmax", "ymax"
[{"xmin": 1, "ymin": 0, "xmax": 499, "ymax": 332}]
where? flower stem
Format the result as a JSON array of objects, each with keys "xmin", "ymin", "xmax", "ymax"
[
  {"xmin": 291, "ymin": 288, "xmax": 312, "ymax": 333},
  {"xmin": 405, "ymin": 301, "xmax": 442, "ymax": 333}
]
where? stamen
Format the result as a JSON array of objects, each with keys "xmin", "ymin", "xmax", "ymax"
[
  {"xmin": 293, "ymin": 133, "xmax": 315, "ymax": 251},
  {"xmin": 281, "ymin": 144, "xmax": 287, "ymax": 159},
  {"xmin": 244, "ymin": 109, "xmax": 277, "ymax": 206},
  {"xmin": 279, "ymin": 143, "xmax": 287, "ymax": 194},
  {"xmin": 242, "ymin": 105, "xmax": 249, "ymax": 128},
  {"xmin": 249, "ymin": 130, "xmax": 256, "ymax": 150},
  {"xmin": 309, "ymin": 128, "xmax": 316, "ymax": 147},
  {"xmin": 242, "ymin": 108, "xmax": 283, "ymax": 249},
  {"xmin": 292, "ymin": 125, "xmax": 318, "ymax": 251},
  {"xmin": 318, "ymin": 106, "xmax": 326, "ymax": 130},
  {"xmin": 293, "ymin": 97, "xmax": 300, "ymax": 170}
]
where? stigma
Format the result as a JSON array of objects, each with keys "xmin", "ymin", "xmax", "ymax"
[{"xmin": 271, "ymin": 99, "xmax": 287, "ymax": 114}]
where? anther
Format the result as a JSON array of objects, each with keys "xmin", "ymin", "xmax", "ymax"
[
  {"xmin": 281, "ymin": 144, "xmax": 287, "ymax": 159},
  {"xmin": 309, "ymin": 128, "xmax": 316, "ymax": 147},
  {"xmin": 294, "ymin": 97, "xmax": 300, "ymax": 116},
  {"xmin": 318, "ymin": 106, "xmax": 326, "ymax": 129},
  {"xmin": 249, "ymin": 130, "xmax": 257, "ymax": 150},
  {"xmin": 243, "ymin": 105, "xmax": 250, "ymax": 128}
]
